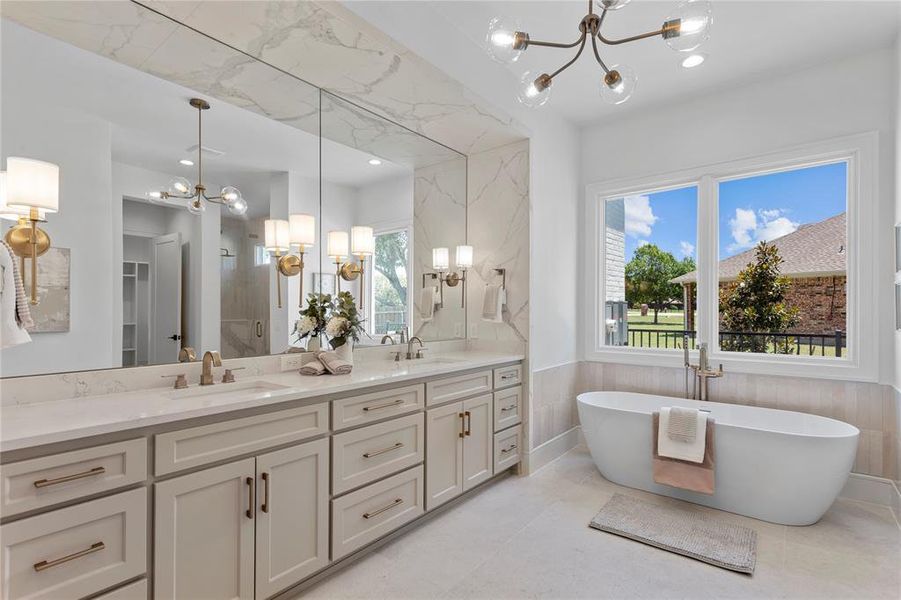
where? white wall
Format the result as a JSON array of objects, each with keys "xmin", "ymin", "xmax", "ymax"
[
  {"xmin": 581, "ymin": 47, "xmax": 898, "ymax": 386},
  {"xmin": 894, "ymin": 37, "xmax": 901, "ymax": 392},
  {"xmin": 356, "ymin": 175, "xmax": 414, "ymax": 230}
]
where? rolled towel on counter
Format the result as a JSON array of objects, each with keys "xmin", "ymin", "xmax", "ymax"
[
  {"xmin": 299, "ymin": 358, "xmax": 326, "ymax": 376},
  {"xmin": 318, "ymin": 351, "xmax": 353, "ymax": 375},
  {"xmin": 657, "ymin": 407, "xmax": 707, "ymax": 463},
  {"xmin": 653, "ymin": 411, "xmax": 716, "ymax": 495}
]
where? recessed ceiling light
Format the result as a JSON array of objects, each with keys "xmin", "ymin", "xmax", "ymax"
[
  {"xmin": 368, "ymin": 158, "xmax": 382, "ymax": 166},
  {"xmin": 179, "ymin": 159, "xmax": 194, "ymax": 166},
  {"xmin": 681, "ymin": 54, "xmax": 706, "ymax": 69}
]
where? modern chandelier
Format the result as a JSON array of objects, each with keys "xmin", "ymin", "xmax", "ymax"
[
  {"xmin": 486, "ymin": 0, "xmax": 713, "ymax": 107},
  {"xmin": 148, "ymin": 98, "xmax": 248, "ymax": 216}
]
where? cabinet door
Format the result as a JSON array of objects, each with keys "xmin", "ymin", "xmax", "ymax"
[
  {"xmin": 255, "ymin": 439, "xmax": 329, "ymax": 599},
  {"xmin": 425, "ymin": 402, "xmax": 464, "ymax": 510},
  {"xmin": 462, "ymin": 394, "xmax": 493, "ymax": 491},
  {"xmin": 154, "ymin": 459, "xmax": 255, "ymax": 600}
]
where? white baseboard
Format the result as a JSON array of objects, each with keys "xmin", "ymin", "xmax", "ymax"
[
  {"xmin": 840, "ymin": 472, "xmax": 901, "ymax": 513},
  {"xmin": 527, "ymin": 426, "xmax": 582, "ymax": 474}
]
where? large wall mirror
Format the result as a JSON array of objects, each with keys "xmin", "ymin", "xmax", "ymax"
[{"xmin": 0, "ymin": 10, "xmax": 466, "ymax": 378}]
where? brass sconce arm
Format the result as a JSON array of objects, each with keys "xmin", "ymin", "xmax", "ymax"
[
  {"xmin": 4, "ymin": 211, "xmax": 51, "ymax": 305},
  {"xmin": 271, "ymin": 249, "xmax": 306, "ymax": 309},
  {"xmin": 424, "ymin": 270, "xmax": 467, "ymax": 309},
  {"xmin": 337, "ymin": 256, "xmax": 367, "ymax": 310}
]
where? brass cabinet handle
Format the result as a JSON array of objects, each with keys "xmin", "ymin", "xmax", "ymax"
[
  {"xmin": 245, "ymin": 477, "xmax": 254, "ymax": 519},
  {"xmin": 458, "ymin": 412, "xmax": 465, "ymax": 438},
  {"xmin": 500, "ymin": 404, "xmax": 518, "ymax": 412},
  {"xmin": 501, "ymin": 373, "xmax": 516, "ymax": 380},
  {"xmin": 464, "ymin": 411, "xmax": 472, "ymax": 436},
  {"xmin": 362, "ymin": 442, "xmax": 404, "ymax": 458},
  {"xmin": 33, "ymin": 466, "xmax": 105, "ymax": 488},
  {"xmin": 500, "ymin": 444, "xmax": 518, "ymax": 454},
  {"xmin": 261, "ymin": 472, "xmax": 270, "ymax": 513},
  {"xmin": 362, "ymin": 399, "xmax": 404, "ymax": 412},
  {"xmin": 34, "ymin": 541, "xmax": 105, "ymax": 572},
  {"xmin": 362, "ymin": 498, "xmax": 403, "ymax": 519}
]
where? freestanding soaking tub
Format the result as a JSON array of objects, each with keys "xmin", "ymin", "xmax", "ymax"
[{"xmin": 577, "ymin": 391, "xmax": 859, "ymax": 526}]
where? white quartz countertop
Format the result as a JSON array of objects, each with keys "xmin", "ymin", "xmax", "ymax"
[{"xmin": 0, "ymin": 351, "xmax": 523, "ymax": 453}]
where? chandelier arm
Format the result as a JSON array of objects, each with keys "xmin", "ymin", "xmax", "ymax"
[
  {"xmin": 548, "ymin": 32, "xmax": 587, "ymax": 80},
  {"xmin": 597, "ymin": 27, "xmax": 666, "ymax": 46},
  {"xmin": 590, "ymin": 32, "xmax": 611, "ymax": 73},
  {"xmin": 197, "ymin": 102, "xmax": 203, "ymax": 190},
  {"xmin": 526, "ymin": 37, "xmax": 584, "ymax": 50}
]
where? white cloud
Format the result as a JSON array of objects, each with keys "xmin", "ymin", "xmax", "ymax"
[
  {"xmin": 679, "ymin": 241, "xmax": 695, "ymax": 257},
  {"xmin": 727, "ymin": 207, "xmax": 799, "ymax": 253},
  {"xmin": 637, "ymin": 239, "xmax": 650, "ymax": 247},
  {"xmin": 623, "ymin": 195, "xmax": 657, "ymax": 238}
]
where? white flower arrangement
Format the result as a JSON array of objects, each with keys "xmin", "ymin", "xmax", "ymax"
[
  {"xmin": 325, "ymin": 316, "xmax": 348, "ymax": 339},
  {"xmin": 296, "ymin": 316, "xmax": 316, "ymax": 337}
]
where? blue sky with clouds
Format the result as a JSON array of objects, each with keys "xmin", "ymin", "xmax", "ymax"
[{"xmin": 615, "ymin": 161, "xmax": 846, "ymax": 263}]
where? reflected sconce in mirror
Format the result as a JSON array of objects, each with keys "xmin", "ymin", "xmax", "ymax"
[
  {"xmin": 1, "ymin": 157, "xmax": 60, "ymax": 305},
  {"xmin": 265, "ymin": 214, "xmax": 315, "ymax": 309},
  {"xmin": 430, "ymin": 245, "xmax": 473, "ymax": 308},
  {"xmin": 329, "ymin": 226, "xmax": 374, "ymax": 310}
]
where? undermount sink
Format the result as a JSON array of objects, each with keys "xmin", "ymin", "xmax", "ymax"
[
  {"xmin": 164, "ymin": 380, "xmax": 289, "ymax": 401},
  {"xmin": 404, "ymin": 357, "xmax": 466, "ymax": 366}
]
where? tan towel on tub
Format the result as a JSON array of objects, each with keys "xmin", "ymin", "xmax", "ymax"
[{"xmin": 652, "ymin": 412, "xmax": 715, "ymax": 495}]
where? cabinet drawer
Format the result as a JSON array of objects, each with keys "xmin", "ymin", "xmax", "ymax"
[
  {"xmin": 332, "ymin": 413, "xmax": 424, "ymax": 495},
  {"xmin": 493, "ymin": 364, "xmax": 522, "ymax": 389},
  {"xmin": 493, "ymin": 386, "xmax": 523, "ymax": 432},
  {"xmin": 155, "ymin": 403, "xmax": 328, "ymax": 475},
  {"xmin": 426, "ymin": 370, "xmax": 492, "ymax": 407},
  {"xmin": 332, "ymin": 384, "xmax": 424, "ymax": 431},
  {"xmin": 1, "ymin": 439, "xmax": 147, "ymax": 517},
  {"xmin": 94, "ymin": 578, "xmax": 148, "ymax": 600},
  {"xmin": 331, "ymin": 466, "xmax": 424, "ymax": 560},
  {"xmin": 494, "ymin": 427, "xmax": 522, "ymax": 474},
  {"xmin": 0, "ymin": 488, "xmax": 147, "ymax": 600}
]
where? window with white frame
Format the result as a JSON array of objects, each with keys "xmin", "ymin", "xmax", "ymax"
[
  {"xmin": 368, "ymin": 228, "xmax": 410, "ymax": 336},
  {"xmin": 587, "ymin": 134, "xmax": 877, "ymax": 380}
]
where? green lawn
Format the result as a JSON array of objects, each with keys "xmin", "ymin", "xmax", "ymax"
[{"xmin": 627, "ymin": 309, "xmax": 687, "ymax": 330}]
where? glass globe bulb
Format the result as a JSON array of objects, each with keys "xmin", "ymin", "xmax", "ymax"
[
  {"xmin": 516, "ymin": 71, "xmax": 552, "ymax": 108},
  {"xmin": 227, "ymin": 197, "xmax": 248, "ymax": 216},
  {"xmin": 485, "ymin": 16, "xmax": 525, "ymax": 64},
  {"xmin": 168, "ymin": 176, "xmax": 192, "ymax": 196},
  {"xmin": 599, "ymin": 65, "xmax": 637, "ymax": 105},
  {"xmin": 146, "ymin": 190, "xmax": 164, "ymax": 203},
  {"xmin": 665, "ymin": 0, "xmax": 712, "ymax": 52},
  {"xmin": 599, "ymin": 0, "xmax": 633, "ymax": 10},
  {"xmin": 187, "ymin": 197, "xmax": 206, "ymax": 215},
  {"xmin": 220, "ymin": 185, "xmax": 242, "ymax": 204}
]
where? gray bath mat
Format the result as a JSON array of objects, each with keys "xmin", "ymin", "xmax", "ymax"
[{"xmin": 589, "ymin": 493, "xmax": 757, "ymax": 574}]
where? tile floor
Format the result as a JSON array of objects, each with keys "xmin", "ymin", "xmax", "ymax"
[{"xmin": 301, "ymin": 447, "xmax": 901, "ymax": 599}]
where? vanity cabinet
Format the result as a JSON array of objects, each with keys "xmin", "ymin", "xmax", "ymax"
[
  {"xmin": 425, "ymin": 394, "xmax": 493, "ymax": 510},
  {"xmin": 154, "ymin": 438, "xmax": 329, "ymax": 600}
]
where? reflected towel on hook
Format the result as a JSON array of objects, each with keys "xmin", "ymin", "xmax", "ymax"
[
  {"xmin": 1, "ymin": 240, "xmax": 33, "ymax": 329},
  {"xmin": 419, "ymin": 285, "xmax": 436, "ymax": 322},
  {"xmin": 481, "ymin": 284, "xmax": 505, "ymax": 323},
  {"xmin": 0, "ymin": 243, "xmax": 32, "ymax": 349}
]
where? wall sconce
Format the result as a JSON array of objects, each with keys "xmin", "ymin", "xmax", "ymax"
[
  {"xmin": 328, "ymin": 226, "xmax": 374, "ymax": 309},
  {"xmin": 430, "ymin": 245, "xmax": 473, "ymax": 308},
  {"xmin": 265, "ymin": 214, "xmax": 315, "ymax": 309},
  {"xmin": 1, "ymin": 157, "xmax": 60, "ymax": 305}
]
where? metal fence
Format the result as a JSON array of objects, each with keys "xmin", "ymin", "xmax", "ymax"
[
  {"xmin": 373, "ymin": 310, "xmax": 407, "ymax": 335},
  {"xmin": 625, "ymin": 329, "xmax": 845, "ymax": 357}
]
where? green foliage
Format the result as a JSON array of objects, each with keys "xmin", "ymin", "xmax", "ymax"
[
  {"xmin": 719, "ymin": 241, "xmax": 799, "ymax": 353},
  {"xmin": 624, "ymin": 244, "xmax": 695, "ymax": 324},
  {"xmin": 328, "ymin": 291, "xmax": 366, "ymax": 349},
  {"xmin": 292, "ymin": 293, "xmax": 332, "ymax": 342},
  {"xmin": 374, "ymin": 230, "xmax": 408, "ymax": 305}
]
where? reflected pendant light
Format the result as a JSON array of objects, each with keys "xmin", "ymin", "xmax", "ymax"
[
  {"xmin": 486, "ymin": 0, "xmax": 712, "ymax": 107},
  {"xmin": 148, "ymin": 98, "xmax": 248, "ymax": 216}
]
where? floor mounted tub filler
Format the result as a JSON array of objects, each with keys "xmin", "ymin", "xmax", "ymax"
[{"xmin": 577, "ymin": 392, "xmax": 859, "ymax": 526}]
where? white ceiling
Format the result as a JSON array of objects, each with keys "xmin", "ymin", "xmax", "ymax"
[{"xmin": 350, "ymin": 0, "xmax": 901, "ymax": 125}]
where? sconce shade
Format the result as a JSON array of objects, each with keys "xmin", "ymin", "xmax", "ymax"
[
  {"xmin": 432, "ymin": 247, "xmax": 450, "ymax": 271},
  {"xmin": 328, "ymin": 230, "xmax": 349, "ymax": 259},
  {"xmin": 6, "ymin": 157, "xmax": 59, "ymax": 213},
  {"xmin": 289, "ymin": 214, "xmax": 315, "ymax": 250},
  {"xmin": 264, "ymin": 219, "xmax": 290, "ymax": 252},
  {"xmin": 351, "ymin": 226, "xmax": 374, "ymax": 256},
  {"xmin": 455, "ymin": 245, "xmax": 473, "ymax": 269},
  {"xmin": 0, "ymin": 171, "xmax": 38, "ymax": 221}
]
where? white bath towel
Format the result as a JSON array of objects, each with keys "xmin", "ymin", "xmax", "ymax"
[
  {"xmin": 481, "ymin": 284, "xmax": 505, "ymax": 323},
  {"xmin": 0, "ymin": 243, "xmax": 31, "ymax": 349},
  {"xmin": 657, "ymin": 407, "xmax": 707, "ymax": 464},
  {"xmin": 419, "ymin": 286, "xmax": 436, "ymax": 322}
]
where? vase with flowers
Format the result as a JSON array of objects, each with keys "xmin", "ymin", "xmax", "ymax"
[
  {"xmin": 325, "ymin": 291, "xmax": 366, "ymax": 361},
  {"xmin": 294, "ymin": 293, "xmax": 332, "ymax": 352}
]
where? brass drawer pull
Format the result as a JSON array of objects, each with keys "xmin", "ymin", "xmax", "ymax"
[
  {"xmin": 500, "ymin": 373, "xmax": 517, "ymax": 380},
  {"xmin": 459, "ymin": 412, "xmax": 465, "ymax": 438},
  {"xmin": 500, "ymin": 444, "xmax": 518, "ymax": 454},
  {"xmin": 362, "ymin": 498, "xmax": 403, "ymax": 519},
  {"xmin": 261, "ymin": 472, "xmax": 270, "ymax": 513},
  {"xmin": 362, "ymin": 399, "xmax": 404, "ymax": 412},
  {"xmin": 362, "ymin": 442, "xmax": 404, "ymax": 458},
  {"xmin": 33, "ymin": 466, "xmax": 106, "ymax": 488},
  {"xmin": 245, "ymin": 477, "xmax": 254, "ymax": 519},
  {"xmin": 500, "ymin": 404, "xmax": 518, "ymax": 412},
  {"xmin": 34, "ymin": 541, "xmax": 105, "ymax": 572},
  {"xmin": 464, "ymin": 411, "xmax": 472, "ymax": 436}
]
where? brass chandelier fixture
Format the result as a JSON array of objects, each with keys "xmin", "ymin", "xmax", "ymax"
[
  {"xmin": 148, "ymin": 98, "xmax": 247, "ymax": 216},
  {"xmin": 486, "ymin": 0, "xmax": 712, "ymax": 107}
]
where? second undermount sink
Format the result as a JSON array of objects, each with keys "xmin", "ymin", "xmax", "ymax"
[
  {"xmin": 404, "ymin": 356, "xmax": 466, "ymax": 367},
  {"xmin": 164, "ymin": 380, "xmax": 289, "ymax": 401}
]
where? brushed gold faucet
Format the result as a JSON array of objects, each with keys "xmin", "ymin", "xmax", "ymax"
[{"xmin": 200, "ymin": 351, "xmax": 222, "ymax": 386}]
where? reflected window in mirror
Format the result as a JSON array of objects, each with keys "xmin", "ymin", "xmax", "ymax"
[{"xmin": 370, "ymin": 228, "xmax": 410, "ymax": 337}]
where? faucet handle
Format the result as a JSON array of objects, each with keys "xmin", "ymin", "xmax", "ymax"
[
  {"xmin": 415, "ymin": 347, "xmax": 428, "ymax": 359},
  {"xmin": 162, "ymin": 374, "xmax": 188, "ymax": 389},
  {"xmin": 392, "ymin": 351, "xmax": 402, "ymax": 362},
  {"xmin": 221, "ymin": 367, "xmax": 245, "ymax": 384}
]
